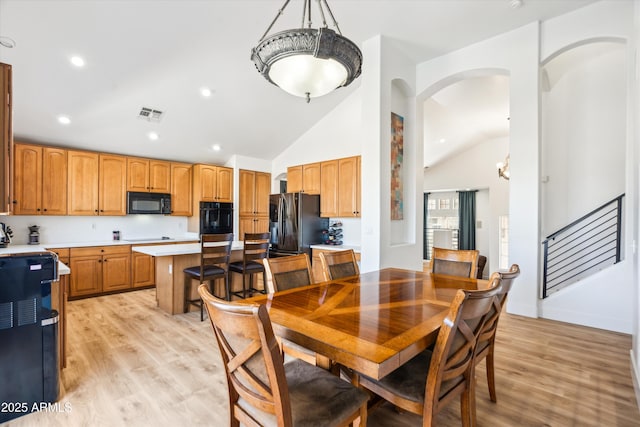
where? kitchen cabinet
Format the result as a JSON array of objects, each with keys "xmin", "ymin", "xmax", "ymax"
[
  {"xmin": 193, "ymin": 164, "xmax": 233, "ymax": 203},
  {"xmin": 127, "ymin": 157, "xmax": 171, "ymax": 193},
  {"xmin": 13, "ymin": 143, "xmax": 68, "ymax": 215},
  {"xmin": 238, "ymin": 169, "xmax": 271, "ymax": 240},
  {"xmin": 47, "ymin": 247, "xmax": 69, "ymax": 369},
  {"xmin": 69, "ymin": 245, "xmax": 131, "ymax": 298},
  {"xmin": 0, "ymin": 63, "xmax": 11, "ymax": 214},
  {"xmin": 337, "ymin": 156, "xmax": 361, "ymax": 217},
  {"xmin": 170, "ymin": 162, "xmax": 192, "ymax": 216},
  {"xmin": 98, "ymin": 154, "xmax": 127, "ymax": 215},
  {"xmin": 132, "ymin": 251, "xmax": 155, "ymax": 288},
  {"xmin": 319, "ymin": 159, "xmax": 338, "ymax": 218},
  {"xmin": 287, "ymin": 163, "xmax": 320, "ymax": 194},
  {"xmin": 67, "ymin": 150, "xmax": 99, "ymax": 215}
]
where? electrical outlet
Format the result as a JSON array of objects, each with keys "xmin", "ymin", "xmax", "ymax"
[{"xmin": 91, "ymin": 223, "xmax": 96, "ymax": 230}]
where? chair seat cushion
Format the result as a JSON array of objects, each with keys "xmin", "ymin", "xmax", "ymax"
[
  {"xmin": 229, "ymin": 260, "xmax": 265, "ymax": 273},
  {"xmin": 239, "ymin": 359, "xmax": 368, "ymax": 427},
  {"xmin": 183, "ymin": 265, "xmax": 225, "ymax": 278}
]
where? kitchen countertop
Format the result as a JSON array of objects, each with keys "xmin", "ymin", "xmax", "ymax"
[
  {"xmin": 0, "ymin": 245, "xmax": 70, "ymax": 277},
  {"xmin": 132, "ymin": 241, "xmax": 245, "ymax": 257},
  {"xmin": 310, "ymin": 244, "xmax": 361, "ymax": 253},
  {"xmin": 43, "ymin": 236, "xmax": 199, "ymax": 249}
]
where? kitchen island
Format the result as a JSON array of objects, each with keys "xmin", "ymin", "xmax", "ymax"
[{"xmin": 133, "ymin": 242, "xmax": 252, "ymax": 315}]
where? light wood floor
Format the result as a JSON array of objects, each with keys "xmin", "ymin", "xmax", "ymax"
[{"xmin": 3, "ymin": 289, "xmax": 639, "ymax": 427}]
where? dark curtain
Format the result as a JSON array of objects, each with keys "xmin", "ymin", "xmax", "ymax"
[
  {"xmin": 458, "ymin": 191, "xmax": 476, "ymax": 250},
  {"xmin": 423, "ymin": 193, "xmax": 429, "ymax": 259}
]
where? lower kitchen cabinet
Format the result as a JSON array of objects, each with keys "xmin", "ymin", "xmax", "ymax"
[{"xmin": 69, "ymin": 245, "xmax": 131, "ymax": 298}]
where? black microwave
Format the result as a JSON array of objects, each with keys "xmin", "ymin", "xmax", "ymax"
[{"xmin": 127, "ymin": 192, "xmax": 171, "ymax": 214}]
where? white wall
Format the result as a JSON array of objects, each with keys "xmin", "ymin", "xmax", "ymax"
[
  {"xmin": 416, "ymin": 23, "xmax": 541, "ymax": 318},
  {"xmin": 424, "ymin": 137, "xmax": 509, "ymax": 277},
  {"xmin": 1, "ymin": 214, "xmax": 189, "ymax": 245}
]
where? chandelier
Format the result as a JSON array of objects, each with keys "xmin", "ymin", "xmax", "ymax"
[
  {"xmin": 497, "ymin": 155, "xmax": 510, "ymax": 180},
  {"xmin": 250, "ymin": 0, "xmax": 362, "ymax": 103}
]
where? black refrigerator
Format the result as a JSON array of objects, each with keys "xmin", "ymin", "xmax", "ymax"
[
  {"xmin": 269, "ymin": 193, "xmax": 329, "ymax": 257},
  {"xmin": 0, "ymin": 252, "xmax": 59, "ymax": 423}
]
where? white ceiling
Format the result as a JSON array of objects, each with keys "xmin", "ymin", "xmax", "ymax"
[{"xmin": 0, "ymin": 0, "xmax": 595, "ymax": 166}]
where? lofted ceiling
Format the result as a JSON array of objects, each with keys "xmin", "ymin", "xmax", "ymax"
[{"xmin": 0, "ymin": 0, "xmax": 595, "ymax": 166}]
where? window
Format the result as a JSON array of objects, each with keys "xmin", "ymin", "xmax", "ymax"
[{"xmin": 424, "ymin": 191, "xmax": 459, "ymax": 260}]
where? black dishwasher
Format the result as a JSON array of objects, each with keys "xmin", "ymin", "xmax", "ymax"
[{"xmin": 0, "ymin": 252, "xmax": 59, "ymax": 423}]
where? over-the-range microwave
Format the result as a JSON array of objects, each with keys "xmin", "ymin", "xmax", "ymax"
[{"xmin": 127, "ymin": 191, "xmax": 171, "ymax": 214}]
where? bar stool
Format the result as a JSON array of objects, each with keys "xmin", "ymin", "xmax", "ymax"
[
  {"xmin": 229, "ymin": 232, "xmax": 269, "ymax": 299},
  {"xmin": 184, "ymin": 233, "xmax": 233, "ymax": 321}
]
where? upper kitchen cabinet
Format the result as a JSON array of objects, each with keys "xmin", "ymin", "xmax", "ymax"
[
  {"xmin": 238, "ymin": 169, "xmax": 271, "ymax": 239},
  {"xmin": 337, "ymin": 156, "xmax": 361, "ymax": 217},
  {"xmin": 68, "ymin": 150, "xmax": 126, "ymax": 216},
  {"xmin": 319, "ymin": 160, "xmax": 338, "ymax": 218},
  {"xmin": 193, "ymin": 164, "xmax": 233, "ymax": 203},
  {"xmin": 98, "ymin": 154, "xmax": 127, "ymax": 215},
  {"xmin": 13, "ymin": 143, "xmax": 67, "ymax": 215},
  {"xmin": 0, "ymin": 63, "xmax": 11, "ymax": 214},
  {"xmin": 170, "ymin": 162, "xmax": 192, "ymax": 216},
  {"xmin": 127, "ymin": 157, "xmax": 171, "ymax": 193},
  {"xmin": 287, "ymin": 163, "xmax": 320, "ymax": 194}
]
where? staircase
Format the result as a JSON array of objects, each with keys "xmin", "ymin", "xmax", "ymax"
[{"xmin": 542, "ymin": 194, "xmax": 624, "ymax": 298}]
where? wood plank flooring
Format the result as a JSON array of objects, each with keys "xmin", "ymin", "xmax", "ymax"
[{"xmin": 2, "ymin": 289, "xmax": 638, "ymax": 426}]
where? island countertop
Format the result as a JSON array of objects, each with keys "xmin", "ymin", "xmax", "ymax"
[{"xmin": 132, "ymin": 241, "xmax": 245, "ymax": 257}]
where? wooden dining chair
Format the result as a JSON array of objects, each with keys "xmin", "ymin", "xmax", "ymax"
[
  {"xmin": 358, "ymin": 276, "xmax": 502, "ymax": 427},
  {"xmin": 183, "ymin": 233, "xmax": 233, "ymax": 321},
  {"xmin": 265, "ymin": 253, "xmax": 318, "ymax": 365},
  {"xmin": 318, "ymin": 249, "xmax": 360, "ymax": 282},
  {"xmin": 198, "ymin": 284, "xmax": 368, "ymax": 427},
  {"xmin": 430, "ymin": 247, "xmax": 480, "ymax": 279},
  {"xmin": 475, "ymin": 264, "xmax": 520, "ymax": 403},
  {"xmin": 228, "ymin": 232, "xmax": 270, "ymax": 299}
]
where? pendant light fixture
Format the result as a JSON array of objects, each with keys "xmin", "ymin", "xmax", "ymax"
[{"xmin": 251, "ymin": 0, "xmax": 362, "ymax": 103}]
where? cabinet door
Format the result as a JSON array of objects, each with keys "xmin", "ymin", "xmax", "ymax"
[
  {"xmin": 287, "ymin": 165, "xmax": 302, "ymax": 193},
  {"xmin": 42, "ymin": 147, "xmax": 67, "ymax": 215},
  {"xmin": 238, "ymin": 169, "xmax": 256, "ymax": 216},
  {"xmin": 170, "ymin": 162, "xmax": 192, "ymax": 216},
  {"xmin": 149, "ymin": 160, "xmax": 171, "ymax": 193},
  {"xmin": 13, "ymin": 143, "xmax": 42, "ymax": 215},
  {"xmin": 320, "ymin": 160, "xmax": 338, "ymax": 218},
  {"xmin": 254, "ymin": 217, "xmax": 270, "ymax": 234},
  {"xmin": 68, "ymin": 150, "xmax": 99, "ymax": 215},
  {"xmin": 127, "ymin": 157, "xmax": 149, "ymax": 192},
  {"xmin": 254, "ymin": 172, "xmax": 271, "ymax": 216},
  {"xmin": 302, "ymin": 162, "xmax": 321, "ymax": 194},
  {"xmin": 338, "ymin": 156, "xmax": 361, "ymax": 217},
  {"xmin": 216, "ymin": 167, "xmax": 233, "ymax": 202},
  {"xmin": 132, "ymin": 252, "xmax": 155, "ymax": 288},
  {"xmin": 197, "ymin": 164, "xmax": 217, "ymax": 201},
  {"xmin": 0, "ymin": 64, "xmax": 10, "ymax": 214},
  {"xmin": 99, "ymin": 154, "xmax": 127, "ymax": 215},
  {"xmin": 69, "ymin": 255, "xmax": 102, "ymax": 296},
  {"xmin": 102, "ymin": 253, "xmax": 131, "ymax": 291},
  {"xmin": 238, "ymin": 216, "xmax": 255, "ymax": 241}
]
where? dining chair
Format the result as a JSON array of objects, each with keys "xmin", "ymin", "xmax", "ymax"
[
  {"xmin": 430, "ymin": 247, "xmax": 480, "ymax": 279},
  {"xmin": 318, "ymin": 249, "xmax": 360, "ymax": 282},
  {"xmin": 183, "ymin": 233, "xmax": 233, "ymax": 321},
  {"xmin": 198, "ymin": 284, "xmax": 368, "ymax": 427},
  {"xmin": 358, "ymin": 276, "xmax": 502, "ymax": 427},
  {"xmin": 265, "ymin": 253, "xmax": 318, "ymax": 365},
  {"xmin": 475, "ymin": 264, "xmax": 520, "ymax": 403},
  {"xmin": 228, "ymin": 232, "xmax": 270, "ymax": 299}
]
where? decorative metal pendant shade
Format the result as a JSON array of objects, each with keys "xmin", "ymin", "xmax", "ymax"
[{"xmin": 251, "ymin": 0, "xmax": 362, "ymax": 102}]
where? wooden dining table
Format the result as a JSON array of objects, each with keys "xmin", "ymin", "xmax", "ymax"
[{"xmin": 245, "ymin": 267, "xmax": 489, "ymax": 380}]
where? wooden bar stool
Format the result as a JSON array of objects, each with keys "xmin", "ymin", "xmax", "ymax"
[
  {"xmin": 183, "ymin": 233, "xmax": 233, "ymax": 321},
  {"xmin": 228, "ymin": 232, "xmax": 269, "ymax": 299}
]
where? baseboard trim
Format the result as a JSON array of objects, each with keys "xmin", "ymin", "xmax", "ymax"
[{"xmin": 631, "ymin": 349, "xmax": 640, "ymax": 412}]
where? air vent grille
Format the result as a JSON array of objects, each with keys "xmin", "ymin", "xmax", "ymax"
[
  {"xmin": 138, "ymin": 107, "xmax": 164, "ymax": 122},
  {"xmin": 17, "ymin": 298, "xmax": 36, "ymax": 326},
  {"xmin": 0, "ymin": 302, "xmax": 13, "ymax": 330}
]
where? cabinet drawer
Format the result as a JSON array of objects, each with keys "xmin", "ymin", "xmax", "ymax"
[
  {"xmin": 47, "ymin": 247, "xmax": 70, "ymax": 258},
  {"xmin": 70, "ymin": 245, "xmax": 131, "ymax": 257}
]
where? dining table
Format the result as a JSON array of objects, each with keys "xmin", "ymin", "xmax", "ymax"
[{"xmin": 245, "ymin": 267, "xmax": 490, "ymax": 380}]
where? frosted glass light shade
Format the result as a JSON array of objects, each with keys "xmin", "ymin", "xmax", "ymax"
[{"xmin": 268, "ymin": 54, "xmax": 348, "ymax": 98}]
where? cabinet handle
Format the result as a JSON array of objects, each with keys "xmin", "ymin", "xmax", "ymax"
[
  {"xmin": 12, "ymin": 200, "xmax": 16, "ymax": 204},
  {"xmin": 43, "ymin": 208, "xmax": 47, "ymax": 212},
  {"xmin": 98, "ymin": 259, "xmax": 102, "ymax": 263},
  {"xmin": 36, "ymin": 208, "xmax": 40, "ymax": 212}
]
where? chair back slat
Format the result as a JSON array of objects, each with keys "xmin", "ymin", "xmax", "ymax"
[
  {"xmin": 319, "ymin": 249, "xmax": 360, "ymax": 281},
  {"xmin": 431, "ymin": 247, "xmax": 480, "ymax": 279},
  {"xmin": 242, "ymin": 232, "xmax": 270, "ymax": 265},
  {"xmin": 200, "ymin": 233, "xmax": 233, "ymax": 269}
]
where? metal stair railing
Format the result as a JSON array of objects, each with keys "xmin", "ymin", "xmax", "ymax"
[{"xmin": 542, "ymin": 194, "xmax": 624, "ymax": 298}]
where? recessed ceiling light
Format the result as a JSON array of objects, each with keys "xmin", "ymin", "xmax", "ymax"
[
  {"xmin": 70, "ymin": 56, "xmax": 85, "ymax": 67},
  {"xmin": 438, "ymin": 138, "xmax": 446, "ymax": 144},
  {"xmin": 200, "ymin": 87, "xmax": 213, "ymax": 97},
  {"xmin": 147, "ymin": 132, "xmax": 159, "ymax": 141},
  {"xmin": 0, "ymin": 36, "xmax": 16, "ymax": 48},
  {"xmin": 509, "ymin": 0, "xmax": 523, "ymax": 9},
  {"xmin": 212, "ymin": 144, "xmax": 221, "ymax": 151},
  {"xmin": 57, "ymin": 115, "xmax": 71, "ymax": 125}
]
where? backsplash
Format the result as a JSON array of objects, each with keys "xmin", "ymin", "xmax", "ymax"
[{"xmin": 0, "ymin": 215, "xmax": 190, "ymax": 245}]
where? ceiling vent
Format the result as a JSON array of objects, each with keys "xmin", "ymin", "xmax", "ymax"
[{"xmin": 138, "ymin": 107, "xmax": 163, "ymax": 122}]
